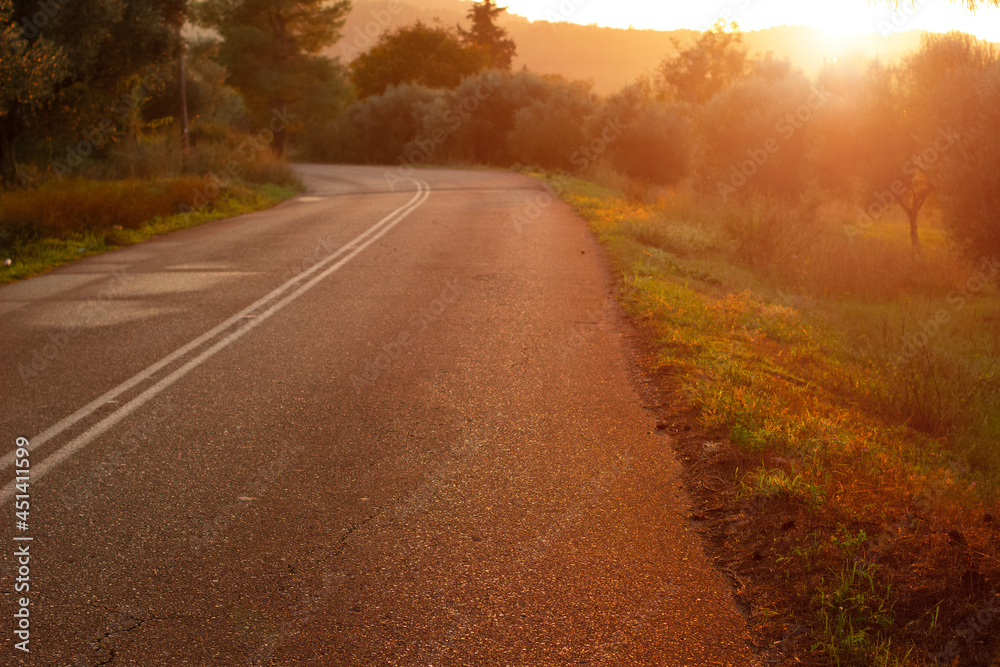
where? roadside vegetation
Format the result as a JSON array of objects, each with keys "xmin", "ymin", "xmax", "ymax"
[
  {"xmin": 1, "ymin": 0, "xmax": 337, "ymax": 280},
  {"xmin": 5, "ymin": 0, "xmax": 999, "ymax": 662},
  {"xmin": 540, "ymin": 171, "xmax": 998, "ymax": 666},
  {"xmin": 312, "ymin": 9, "xmax": 1000, "ymax": 664}
]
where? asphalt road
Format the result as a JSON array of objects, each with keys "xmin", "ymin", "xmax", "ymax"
[{"xmin": 0, "ymin": 165, "xmax": 756, "ymax": 666}]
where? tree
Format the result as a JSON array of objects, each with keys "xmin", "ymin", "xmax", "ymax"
[
  {"xmin": 854, "ymin": 62, "xmax": 934, "ymax": 250},
  {"xmin": 340, "ymin": 82, "xmax": 439, "ymax": 163},
  {"xmin": 143, "ymin": 37, "xmax": 249, "ymax": 135},
  {"xmin": 930, "ymin": 57, "xmax": 1000, "ymax": 260},
  {"xmin": 457, "ymin": 0, "xmax": 516, "ymax": 71},
  {"xmin": 351, "ymin": 21, "xmax": 489, "ymax": 99},
  {"xmin": 194, "ymin": 0, "xmax": 352, "ymax": 156},
  {"xmin": 2, "ymin": 0, "xmax": 182, "ymax": 184},
  {"xmin": 656, "ymin": 20, "xmax": 749, "ymax": 106},
  {"xmin": 699, "ymin": 67, "xmax": 819, "ymax": 201},
  {"xmin": 847, "ymin": 34, "xmax": 995, "ymax": 250},
  {"xmin": 350, "ymin": 22, "xmax": 489, "ymax": 99},
  {"xmin": 505, "ymin": 77, "xmax": 594, "ymax": 171},
  {"xmin": 592, "ymin": 82, "xmax": 690, "ymax": 186},
  {"xmin": 1, "ymin": 3, "xmax": 66, "ymax": 184}
]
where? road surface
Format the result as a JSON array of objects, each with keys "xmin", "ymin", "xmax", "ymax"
[{"xmin": 0, "ymin": 165, "xmax": 756, "ymax": 665}]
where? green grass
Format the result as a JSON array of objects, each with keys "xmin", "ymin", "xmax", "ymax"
[
  {"xmin": 532, "ymin": 169, "xmax": 1000, "ymax": 666},
  {"xmin": 0, "ymin": 180, "xmax": 301, "ymax": 284}
]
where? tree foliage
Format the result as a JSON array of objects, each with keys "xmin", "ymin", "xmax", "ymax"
[
  {"xmin": 350, "ymin": 21, "xmax": 489, "ymax": 99},
  {"xmin": 1, "ymin": 2, "xmax": 66, "ymax": 183},
  {"xmin": 926, "ymin": 40, "xmax": 1000, "ymax": 260},
  {"xmin": 194, "ymin": 0, "xmax": 352, "ymax": 155},
  {"xmin": 826, "ymin": 33, "xmax": 997, "ymax": 250},
  {"xmin": 2, "ymin": 0, "xmax": 182, "ymax": 183},
  {"xmin": 506, "ymin": 77, "xmax": 594, "ymax": 170},
  {"xmin": 595, "ymin": 83, "xmax": 691, "ymax": 186},
  {"xmin": 656, "ymin": 20, "xmax": 749, "ymax": 106},
  {"xmin": 457, "ymin": 0, "xmax": 516, "ymax": 71},
  {"xmin": 699, "ymin": 67, "xmax": 819, "ymax": 201}
]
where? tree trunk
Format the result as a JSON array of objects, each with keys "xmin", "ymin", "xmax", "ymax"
[
  {"xmin": 902, "ymin": 185, "xmax": 932, "ymax": 252},
  {"xmin": 906, "ymin": 205, "xmax": 921, "ymax": 252},
  {"xmin": 272, "ymin": 124, "xmax": 286, "ymax": 157},
  {"xmin": 178, "ymin": 37, "xmax": 190, "ymax": 152},
  {"xmin": 0, "ymin": 114, "xmax": 19, "ymax": 186}
]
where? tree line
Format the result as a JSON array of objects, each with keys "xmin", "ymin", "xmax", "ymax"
[
  {"xmin": 2, "ymin": 1, "xmax": 998, "ymax": 263},
  {"xmin": 321, "ymin": 17, "xmax": 999, "ymax": 263}
]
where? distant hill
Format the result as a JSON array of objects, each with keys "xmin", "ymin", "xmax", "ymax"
[{"xmin": 334, "ymin": 0, "xmax": 928, "ymax": 94}]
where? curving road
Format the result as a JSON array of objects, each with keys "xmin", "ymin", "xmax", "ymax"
[{"xmin": 0, "ymin": 165, "xmax": 756, "ymax": 665}]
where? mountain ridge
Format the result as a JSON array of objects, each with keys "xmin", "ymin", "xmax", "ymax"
[{"xmin": 334, "ymin": 0, "xmax": 937, "ymax": 93}]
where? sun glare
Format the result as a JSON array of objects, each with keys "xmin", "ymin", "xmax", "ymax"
[{"xmin": 500, "ymin": 0, "xmax": 1000, "ymax": 42}]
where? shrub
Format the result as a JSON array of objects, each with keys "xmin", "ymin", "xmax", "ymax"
[
  {"xmin": 422, "ymin": 70, "xmax": 566, "ymax": 165},
  {"xmin": 506, "ymin": 78, "xmax": 595, "ymax": 170},
  {"xmin": 594, "ymin": 84, "xmax": 691, "ymax": 186},
  {"xmin": 342, "ymin": 82, "xmax": 440, "ymax": 164},
  {"xmin": 698, "ymin": 68, "xmax": 820, "ymax": 201}
]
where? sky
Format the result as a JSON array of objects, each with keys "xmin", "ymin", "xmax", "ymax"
[{"xmin": 490, "ymin": 0, "xmax": 1000, "ymax": 42}]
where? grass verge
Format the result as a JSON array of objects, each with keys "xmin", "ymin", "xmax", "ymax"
[
  {"xmin": 534, "ymin": 171, "xmax": 1000, "ymax": 666},
  {"xmin": 0, "ymin": 178, "xmax": 301, "ymax": 284}
]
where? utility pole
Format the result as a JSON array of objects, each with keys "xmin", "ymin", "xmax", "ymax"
[{"xmin": 178, "ymin": 26, "xmax": 190, "ymax": 152}]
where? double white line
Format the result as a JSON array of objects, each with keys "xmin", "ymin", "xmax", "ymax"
[{"xmin": 0, "ymin": 177, "xmax": 431, "ymax": 502}]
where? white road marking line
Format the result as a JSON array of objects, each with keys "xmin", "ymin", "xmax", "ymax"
[{"xmin": 0, "ymin": 179, "xmax": 430, "ymax": 499}]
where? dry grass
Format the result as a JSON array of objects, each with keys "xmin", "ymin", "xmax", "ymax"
[
  {"xmin": 0, "ymin": 181, "xmax": 300, "ymax": 284},
  {"xmin": 1, "ymin": 177, "xmax": 214, "ymax": 238}
]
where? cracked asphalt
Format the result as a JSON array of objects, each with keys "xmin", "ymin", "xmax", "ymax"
[{"xmin": 0, "ymin": 165, "xmax": 756, "ymax": 665}]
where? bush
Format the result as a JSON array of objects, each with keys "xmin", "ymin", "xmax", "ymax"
[
  {"xmin": 54, "ymin": 127, "xmax": 300, "ymax": 190},
  {"xmin": 420, "ymin": 70, "xmax": 570, "ymax": 165},
  {"xmin": 698, "ymin": 68, "xmax": 819, "ymax": 200},
  {"xmin": 505, "ymin": 78, "xmax": 595, "ymax": 170},
  {"xmin": 341, "ymin": 82, "xmax": 440, "ymax": 164},
  {"xmin": 594, "ymin": 84, "xmax": 691, "ymax": 186}
]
